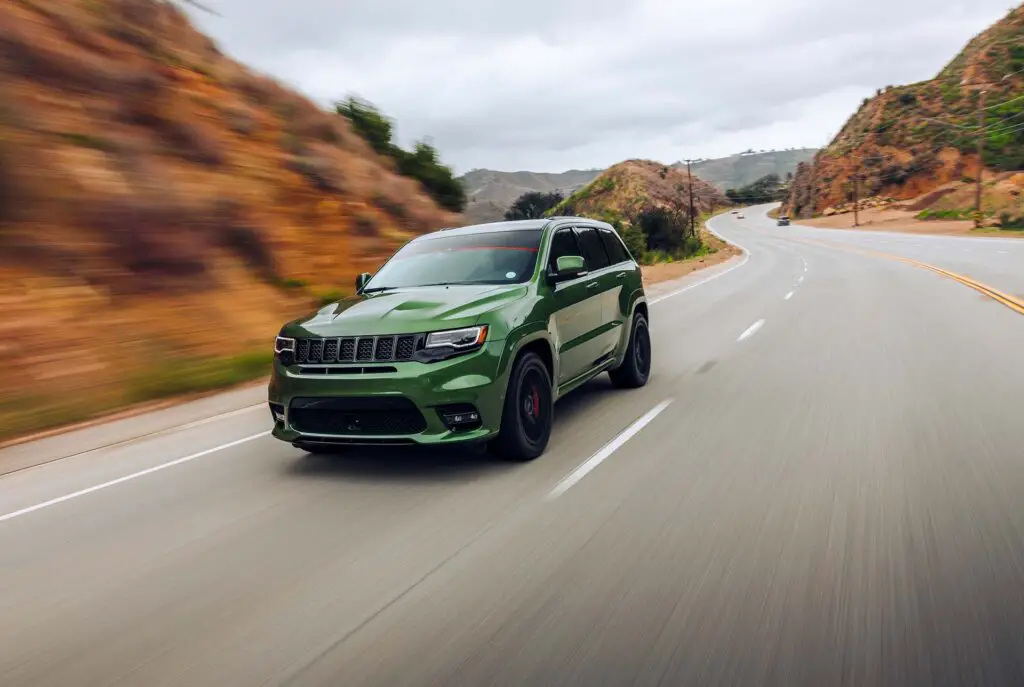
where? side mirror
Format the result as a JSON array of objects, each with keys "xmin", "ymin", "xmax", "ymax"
[
  {"xmin": 552, "ymin": 255, "xmax": 586, "ymax": 282},
  {"xmin": 355, "ymin": 272, "xmax": 372, "ymax": 292}
]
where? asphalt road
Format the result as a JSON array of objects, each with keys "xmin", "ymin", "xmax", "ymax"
[{"xmin": 3, "ymin": 206, "xmax": 1024, "ymax": 686}]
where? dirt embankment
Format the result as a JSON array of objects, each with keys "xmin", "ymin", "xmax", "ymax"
[{"xmin": 0, "ymin": 0, "xmax": 459, "ymax": 439}]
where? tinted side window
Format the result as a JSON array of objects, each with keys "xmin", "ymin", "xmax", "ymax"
[
  {"xmin": 548, "ymin": 229, "xmax": 582, "ymax": 271},
  {"xmin": 574, "ymin": 227, "xmax": 611, "ymax": 270},
  {"xmin": 599, "ymin": 228, "xmax": 630, "ymax": 264}
]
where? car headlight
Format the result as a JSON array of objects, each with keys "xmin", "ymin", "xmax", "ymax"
[
  {"xmin": 423, "ymin": 326, "xmax": 488, "ymax": 354},
  {"xmin": 275, "ymin": 336, "xmax": 296, "ymax": 365}
]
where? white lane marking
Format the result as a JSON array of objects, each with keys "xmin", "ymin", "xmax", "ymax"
[
  {"xmin": 0, "ymin": 432, "xmax": 269, "ymax": 524},
  {"xmin": 998, "ymin": 250, "xmax": 1010, "ymax": 254},
  {"xmin": 547, "ymin": 400, "xmax": 673, "ymax": 499},
  {"xmin": 797, "ymin": 275, "xmax": 804, "ymax": 283},
  {"xmin": 784, "ymin": 291, "xmax": 794, "ymax": 300},
  {"xmin": 650, "ymin": 218, "xmax": 750, "ymax": 305},
  {"xmin": 737, "ymin": 319, "xmax": 765, "ymax": 342}
]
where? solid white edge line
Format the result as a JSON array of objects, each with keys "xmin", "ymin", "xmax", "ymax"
[
  {"xmin": 737, "ymin": 319, "xmax": 765, "ymax": 342},
  {"xmin": 650, "ymin": 216, "xmax": 751, "ymax": 305},
  {"xmin": 784, "ymin": 291, "xmax": 794, "ymax": 300},
  {"xmin": 547, "ymin": 399, "xmax": 673, "ymax": 499},
  {"xmin": 0, "ymin": 432, "xmax": 270, "ymax": 524}
]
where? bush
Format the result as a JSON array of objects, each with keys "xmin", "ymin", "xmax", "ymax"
[
  {"xmin": 286, "ymin": 155, "xmax": 345, "ymax": 193},
  {"xmin": 352, "ymin": 210, "xmax": 379, "ymax": 235},
  {"xmin": 637, "ymin": 207, "xmax": 689, "ymax": 255},
  {"xmin": 999, "ymin": 212, "xmax": 1024, "ymax": 229},
  {"xmin": 161, "ymin": 118, "xmax": 225, "ymax": 166},
  {"xmin": 619, "ymin": 225, "xmax": 646, "ymax": 261},
  {"xmin": 505, "ymin": 191, "xmax": 564, "ymax": 220},
  {"xmin": 336, "ymin": 96, "xmax": 466, "ymax": 212}
]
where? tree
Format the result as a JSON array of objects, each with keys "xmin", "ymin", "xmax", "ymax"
[
  {"xmin": 335, "ymin": 96, "xmax": 394, "ymax": 156},
  {"xmin": 726, "ymin": 173, "xmax": 786, "ymax": 204},
  {"xmin": 504, "ymin": 191, "xmax": 564, "ymax": 220},
  {"xmin": 336, "ymin": 95, "xmax": 466, "ymax": 212}
]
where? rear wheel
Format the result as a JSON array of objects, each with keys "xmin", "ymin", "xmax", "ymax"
[
  {"xmin": 490, "ymin": 352, "xmax": 553, "ymax": 462},
  {"xmin": 609, "ymin": 312, "xmax": 651, "ymax": 389}
]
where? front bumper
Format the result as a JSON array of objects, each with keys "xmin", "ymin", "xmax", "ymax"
[{"xmin": 268, "ymin": 340, "xmax": 510, "ymax": 446}]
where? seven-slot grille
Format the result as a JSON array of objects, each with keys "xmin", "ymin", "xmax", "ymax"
[{"xmin": 295, "ymin": 335, "xmax": 419, "ymax": 364}]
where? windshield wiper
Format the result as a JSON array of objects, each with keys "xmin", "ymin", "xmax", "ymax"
[{"xmin": 359, "ymin": 286, "xmax": 396, "ymax": 293}]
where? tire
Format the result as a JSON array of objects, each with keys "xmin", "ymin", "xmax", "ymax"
[
  {"xmin": 294, "ymin": 442, "xmax": 343, "ymax": 455},
  {"xmin": 609, "ymin": 312, "xmax": 652, "ymax": 389},
  {"xmin": 489, "ymin": 352, "xmax": 553, "ymax": 462}
]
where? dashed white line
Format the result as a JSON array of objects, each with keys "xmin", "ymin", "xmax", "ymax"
[
  {"xmin": 797, "ymin": 275, "xmax": 804, "ymax": 284},
  {"xmin": 737, "ymin": 319, "xmax": 765, "ymax": 342},
  {"xmin": 0, "ymin": 432, "xmax": 270, "ymax": 524},
  {"xmin": 547, "ymin": 399, "xmax": 673, "ymax": 499},
  {"xmin": 784, "ymin": 291, "xmax": 794, "ymax": 300}
]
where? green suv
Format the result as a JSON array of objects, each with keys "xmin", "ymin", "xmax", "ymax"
[{"xmin": 269, "ymin": 217, "xmax": 651, "ymax": 461}]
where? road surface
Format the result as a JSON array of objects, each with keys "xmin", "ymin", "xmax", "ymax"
[{"xmin": 2, "ymin": 205, "xmax": 1024, "ymax": 686}]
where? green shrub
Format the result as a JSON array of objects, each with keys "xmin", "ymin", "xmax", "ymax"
[
  {"xmin": 505, "ymin": 191, "xmax": 564, "ymax": 220},
  {"xmin": 336, "ymin": 96, "xmax": 466, "ymax": 212}
]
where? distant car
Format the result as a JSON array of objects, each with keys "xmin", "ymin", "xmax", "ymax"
[
  {"xmin": 737, "ymin": 213, "xmax": 745, "ymax": 219},
  {"xmin": 777, "ymin": 216, "xmax": 790, "ymax": 226},
  {"xmin": 730, "ymin": 210, "xmax": 739, "ymax": 215}
]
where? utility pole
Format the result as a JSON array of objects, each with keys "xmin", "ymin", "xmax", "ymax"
[
  {"xmin": 975, "ymin": 89, "xmax": 986, "ymax": 229},
  {"xmin": 684, "ymin": 159, "xmax": 696, "ymax": 238},
  {"xmin": 852, "ymin": 173, "xmax": 861, "ymax": 227}
]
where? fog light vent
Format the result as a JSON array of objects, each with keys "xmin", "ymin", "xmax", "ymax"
[{"xmin": 439, "ymin": 404, "xmax": 482, "ymax": 431}]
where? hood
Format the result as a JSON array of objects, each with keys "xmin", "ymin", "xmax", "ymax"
[{"xmin": 290, "ymin": 283, "xmax": 528, "ymax": 338}]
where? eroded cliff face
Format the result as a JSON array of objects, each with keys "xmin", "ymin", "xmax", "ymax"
[{"xmin": 786, "ymin": 4, "xmax": 1024, "ymax": 218}]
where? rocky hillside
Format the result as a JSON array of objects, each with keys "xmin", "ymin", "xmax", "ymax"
[
  {"xmin": 0, "ymin": 0, "xmax": 459, "ymax": 438},
  {"xmin": 546, "ymin": 160, "xmax": 729, "ymax": 261},
  {"xmin": 788, "ymin": 5, "xmax": 1024, "ymax": 219},
  {"xmin": 461, "ymin": 150, "xmax": 814, "ymax": 223}
]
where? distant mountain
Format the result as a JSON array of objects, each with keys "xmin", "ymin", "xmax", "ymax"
[
  {"xmin": 460, "ymin": 149, "xmax": 817, "ymax": 223},
  {"xmin": 458, "ymin": 168, "xmax": 603, "ymax": 223},
  {"xmin": 678, "ymin": 149, "xmax": 819, "ymax": 192}
]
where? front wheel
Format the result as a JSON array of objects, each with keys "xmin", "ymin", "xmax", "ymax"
[
  {"xmin": 490, "ymin": 352, "xmax": 553, "ymax": 462},
  {"xmin": 609, "ymin": 312, "xmax": 652, "ymax": 389}
]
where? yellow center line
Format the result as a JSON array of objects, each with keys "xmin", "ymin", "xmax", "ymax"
[{"xmin": 781, "ymin": 234, "xmax": 1024, "ymax": 317}]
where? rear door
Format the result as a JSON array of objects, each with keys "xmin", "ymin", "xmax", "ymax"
[
  {"xmin": 572, "ymin": 226, "xmax": 620, "ymax": 365},
  {"xmin": 547, "ymin": 227, "xmax": 603, "ymax": 385},
  {"xmin": 597, "ymin": 226, "xmax": 639, "ymax": 342}
]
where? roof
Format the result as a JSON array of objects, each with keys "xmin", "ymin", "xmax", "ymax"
[
  {"xmin": 414, "ymin": 219, "xmax": 548, "ymax": 242},
  {"xmin": 415, "ymin": 217, "xmax": 612, "ymax": 242}
]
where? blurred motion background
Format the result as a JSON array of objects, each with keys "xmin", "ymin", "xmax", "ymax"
[{"xmin": 0, "ymin": 0, "xmax": 465, "ymax": 440}]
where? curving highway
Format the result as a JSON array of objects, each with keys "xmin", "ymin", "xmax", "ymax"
[{"xmin": 2, "ymin": 206, "xmax": 1024, "ymax": 686}]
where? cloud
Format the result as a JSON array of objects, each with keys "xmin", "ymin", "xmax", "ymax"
[{"xmin": 191, "ymin": 0, "xmax": 1014, "ymax": 173}]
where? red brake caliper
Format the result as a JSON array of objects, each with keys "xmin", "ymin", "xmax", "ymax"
[{"xmin": 531, "ymin": 387, "xmax": 540, "ymax": 419}]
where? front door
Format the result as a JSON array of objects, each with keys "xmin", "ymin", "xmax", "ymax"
[
  {"xmin": 548, "ymin": 227, "xmax": 604, "ymax": 385},
  {"xmin": 572, "ymin": 226, "xmax": 620, "ymax": 365}
]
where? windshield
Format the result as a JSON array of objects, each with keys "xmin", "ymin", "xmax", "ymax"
[{"xmin": 364, "ymin": 229, "xmax": 542, "ymax": 290}]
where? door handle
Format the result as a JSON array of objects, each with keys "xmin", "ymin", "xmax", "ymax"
[
  {"xmin": 586, "ymin": 282, "xmax": 600, "ymax": 290},
  {"xmin": 616, "ymin": 272, "xmax": 626, "ymax": 279}
]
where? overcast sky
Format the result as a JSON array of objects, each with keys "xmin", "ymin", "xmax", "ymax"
[{"xmin": 191, "ymin": 1, "xmax": 1014, "ymax": 174}]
